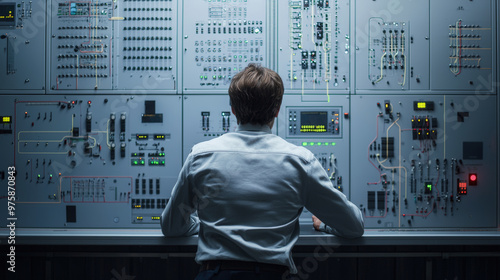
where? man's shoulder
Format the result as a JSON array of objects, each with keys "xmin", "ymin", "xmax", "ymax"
[
  {"xmin": 190, "ymin": 132, "xmax": 316, "ymax": 162},
  {"xmin": 190, "ymin": 135, "xmax": 229, "ymax": 154}
]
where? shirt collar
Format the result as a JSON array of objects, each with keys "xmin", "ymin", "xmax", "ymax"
[{"xmin": 236, "ymin": 123, "xmax": 272, "ymax": 134}]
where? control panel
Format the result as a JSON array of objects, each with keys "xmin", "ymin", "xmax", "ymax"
[
  {"xmin": 350, "ymin": 95, "xmax": 497, "ymax": 228},
  {"xmin": 354, "ymin": 0, "xmax": 430, "ymax": 91},
  {"xmin": 277, "ymin": 0, "xmax": 350, "ymax": 92},
  {"xmin": 0, "ymin": 95, "xmax": 182, "ymax": 228},
  {"xmin": 182, "ymin": 0, "xmax": 269, "ymax": 92},
  {"xmin": 0, "ymin": 0, "xmax": 498, "ymax": 231},
  {"xmin": 0, "ymin": 0, "xmax": 45, "ymax": 91},
  {"xmin": 49, "ymin": 0, "xmax": 177, "ymax": 92},
  {"xmin": 115, "ymin": 0, "xmax": 177, "ymax": 91},
  {"xmin": 50, "ymin": 0, "xmax": 114, "ymax": 91},
  {"xmin": 430, "ymin": 0, "xmax": 494, "ymax": 91}
]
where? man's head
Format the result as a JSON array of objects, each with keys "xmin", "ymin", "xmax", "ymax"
[{"xmin": 229, "ymin": 64, "xmax": 284, "ymax": 126}]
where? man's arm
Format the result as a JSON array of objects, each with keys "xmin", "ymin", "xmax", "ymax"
[
  {"xmin": 304, "ymin": 158, "xmax": 364, "ymax": 238},
  {"xmin": 160, "ymin": 154, "xmax": 200, "ymax": 237}
]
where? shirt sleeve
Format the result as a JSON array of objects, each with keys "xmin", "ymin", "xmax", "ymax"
[
  {"xmin": 303, "ymin": 157, "xmax": 364, "ymax": 238},
  {"xmin": 160, "ymin": 154, "xmax": 200, "ymax": 237},
  {"xmin": 318, "ymin": 222, "xmax": 334, "ymax": 235}
]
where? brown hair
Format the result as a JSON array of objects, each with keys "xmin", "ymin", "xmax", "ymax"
[{"xmin": 228, "ymin": 64, "xmax": 284, "ymax": 125}]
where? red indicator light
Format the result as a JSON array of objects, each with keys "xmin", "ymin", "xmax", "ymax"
[{"xmin": 469, "ymin": 173, "xmax": 477, "ymax": 186}]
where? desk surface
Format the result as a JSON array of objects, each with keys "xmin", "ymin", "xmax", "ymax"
[{"xmin": 2, "ymin": 225, "xmax": 500, "ymax": 246}]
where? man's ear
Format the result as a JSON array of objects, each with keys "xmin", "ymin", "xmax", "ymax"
[
  {"xmin": 275, "ymin": 108, "xmax": 280, "ymax": 118},
  {"xmin": 231, "ymin": 106, "xmax": 236, "ymax": 115}
]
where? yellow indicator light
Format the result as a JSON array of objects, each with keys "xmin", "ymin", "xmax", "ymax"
[
  {"xmin": 137, "ymin": 217, "xmax": 143, "ymax": 220},
  {"xmin": 151, "ymin": 216, "xmax": 160, "ymax": 220},
  {"xmin": 2, "ymin": 116, "xmax": 11, "ymax": 123},
  {"xmin": 417, "ymin": 102, "xmax": 426, "ymax": 109}
]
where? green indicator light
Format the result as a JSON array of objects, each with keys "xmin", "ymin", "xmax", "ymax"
[
  {"xmin": 162, "ymin": 161, "xmax": 165, "ymax": 164},
  {"xmin": 325, "ymin": 142, "xmax": 329, "ymax": 146},
  {"xmin": 426, "ymin": 184, "xmax": 432, "ymax": 191},
  {"xmin": 141, "ymin": 160, "xmax": 145, "ymax": 164},
  {"xmin": 200, "ymin": 75, "xmax": 203, "ymax": 79},
  {"xmin": 133, "ymin": 161, "xmax": 138, "ymax": 165},
  {"xmin": 309, "ymin": 142, "xmax": 314, "ymax": 146},
  {"xmin": 317, "ymin": 142, "xmax": 322, "ymax": 146},
  {"xmin": 302, "ymin": 142, "xmax": 307, "ymax": 146},
  {"xmin": 37, "ymin": 174, "xmax": 41, "ymax": 178},
  {"xmin": 331, "ymin": 142, "xmax": 336, "ymax": 146}
]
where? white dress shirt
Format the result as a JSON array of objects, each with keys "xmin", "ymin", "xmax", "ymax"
[{"xmin": 161, "ymin": 123, "xmax": 364, "ymax": 273}]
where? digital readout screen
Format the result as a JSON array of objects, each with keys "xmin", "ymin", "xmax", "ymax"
[{"xmin": 300, "ymin": 111, "xmax": 328, "ymax": 133}]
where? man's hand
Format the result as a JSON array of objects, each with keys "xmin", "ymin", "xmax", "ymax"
[{"xmin": 312, "ymin": 215, "xmax": 322, "ymax": 231}]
